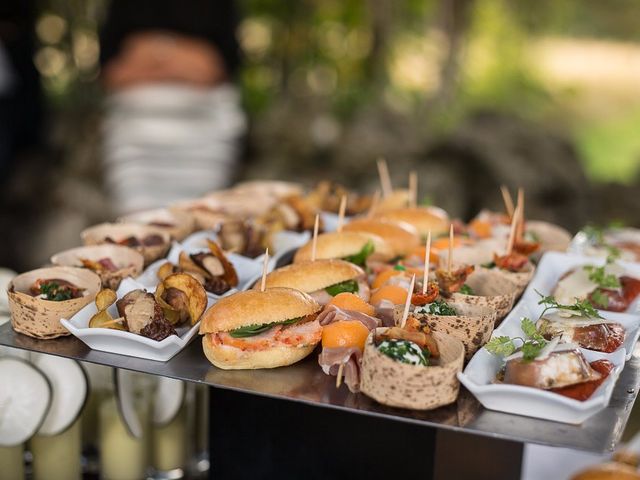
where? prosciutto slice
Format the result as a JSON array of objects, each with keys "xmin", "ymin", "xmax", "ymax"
[
  {"xmin": 373, "ymin": 299, "xmax": 397, "ymax": 327},
  {"xmin": 317, "ymin": 305, "xmax": 380, "ymax": 392}
]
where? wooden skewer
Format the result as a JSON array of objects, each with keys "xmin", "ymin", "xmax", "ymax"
[
  {"xmin": 447, "ymin": 224, "xmax": 454, "ymax": 274},
  {"xmin": 260, "ymin": 248, "xmax": 270, "ymax": 292},
  {"xmin": 336, "ymin": 362, "xmax": 345, "ymax": 388},
  {"xmin": 506, "ymin": 205, "xmax": 520, "ymax": 255},
  {"xmin": 409, "ymin": 170, "xmax": 418, "ymax": 208},
  {"xmin": 516, "ymin": 187, "xmax": 525, "ymax": 241},
  {"xmin": 500, "ymin": 185, "xmax": 515, "ymax": 219},
  {"xmin": 422, "ymin": 231, "xmax": 432, "ymax": 295},
  {"xmin": 377, "ymin": 157, "xmax": 393, "ymax": 198},
  {"xmin": 367, "ymin": 190, "xmax": 381, "ymax": 218},
  {"xmin": 337, "ymin": 194, "xmax": 347, "ymax": 233},
  {"xmin": 400, "ymin": 274, "xmax": 416, "ymax": 329},
  {"xmin": 311, "ymin": 214, "xmax": 320, "ymax": 262}
]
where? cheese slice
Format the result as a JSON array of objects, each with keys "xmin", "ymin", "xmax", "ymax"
[{"xmin": 553, "ymin": 263, "xmax": 624, "ymax": 305}]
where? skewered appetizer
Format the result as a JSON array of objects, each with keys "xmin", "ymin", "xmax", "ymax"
[
  {"xmin": 259, "ymin": 195, "xmax": 322, "ymax": 234},
  {"xmin": 259, "ymin": 259, "xmax": 369, "ymax": 305},
  {"xmin": 119, "ymin": 208, "xmax": 196, "ymax": 241},
  {"xmin": 51, "ymin": 244, "xmax": 144, "ymax": 290},
  {"xmin": 317, "ymin": 294, "xmax": 380, "ymax": 392},
  {"xmin": 553, "ymin": 259, "xmax": 640, "ymax": 312},
  {"xmin": 157, "ymin": 240, "xmax": 238, "ymax": 295},
  {"xmin": 217, "ymin": 220, "xmax": 268, "ymax": 259},
  {"xmin": 485, "ymin": 319, "xmax": 614, "ymax": 401},
  {"xmin": 375, "ymin": 206, "xmax": 450, "ymax": 238},
  {"xmin": 8, "ymin": 266, "xmax": 101, "ymax": 338},
  {"xmin": 342, "ymin": 218, "xmax": 420, "ymax": 258}
]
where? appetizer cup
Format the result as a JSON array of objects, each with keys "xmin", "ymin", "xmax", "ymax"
[
  {"xmin": 81, "ymin": 223, "xmax": 171, "ymax": 266},
  {"xmin": 119, "ymin": 208, "xmax": 196, "ymax": 241},
  {"xmin": 360, "ymin": 329, "xmax": 464, "ymax": 410},
  {"xmin": 526, "ymin": 220, "xmax": 572, "ymax": 255},
  {"xmin": 8, "ymin": 266, "xmax": 101, "ymax": 339},
  {"xmin": 51, "ymin": 244, "xmax": 144, "ymax": 290},
  {"xmin": 449, "ymin": 269, "xmax": 518, "ymax": 324},
  {"xmin": 407, "ymin": 303, "xmax": 497, "ymax": 361},
  {"xmin": 481, "ymin": 262, "xmax": 535, "ymax": 297}
]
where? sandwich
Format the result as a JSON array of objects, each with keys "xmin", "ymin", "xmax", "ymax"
[
  {"xmin": 199, "ymin": 288, "xmax": 322, "ymax": 370},
  {"xmin": 259, "ymin": 259, "xmax": 369, "ymax": 304},
  {"xmin": 293, "ymin": 231, "xmax": 393, "ymax": 266},
  {"xmin": 375, "ymin": 206, "xmax": 450, "ymax": 238}
]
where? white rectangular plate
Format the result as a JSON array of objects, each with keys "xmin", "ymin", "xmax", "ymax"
[
  {"xmin": 60, "ymin": 278, "xmax": 213, "ymax": 362},
  {"xmin": 458, "ymin": 347, "xmax": 625, "ymax": 424}
]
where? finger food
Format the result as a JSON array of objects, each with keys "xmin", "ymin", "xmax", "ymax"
[
  {"xmin": 199, "ymin": 288, "xmax": 322, "ymax": 370},
  {"xmin": 375, "ymin": 206, "xmax": 450, "ymax": 238},
  {"xmin": 342, "ymin": 218, "xmax": 419, "ymax": 258},
  {"xmin": 293, "ymin": 231, "xmax": 392, "ymax": 266}
]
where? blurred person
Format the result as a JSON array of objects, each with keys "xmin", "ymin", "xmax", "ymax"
[{"xmin": 100, "ymin": 0, "xmax": 246, "ymax": 214}]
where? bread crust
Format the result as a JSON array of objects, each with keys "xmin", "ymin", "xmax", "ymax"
[{"xmin": 199, "ymin": 287, "xmax": 321, "ymax": 333}]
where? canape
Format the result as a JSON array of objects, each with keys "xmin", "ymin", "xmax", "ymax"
[{"xmin": 119, "ymin": 208, "xmax": 196, "ymax": 241}]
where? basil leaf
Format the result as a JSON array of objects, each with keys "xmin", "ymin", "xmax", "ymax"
[
  {"xmin": 325, "ymin": 279, "xmax": 359, "ymax": 296},
  {"xmin": 343, "ymin": 240, "xmax": 375, "ymax": 267},
  {"xmin": 228, "ymin": 316, "xmax": 303, "ymax": 338}
]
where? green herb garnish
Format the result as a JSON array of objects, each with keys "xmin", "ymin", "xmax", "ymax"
[
  {"xmin": 590, "ymin": 289, "xmax": 610, "ymax": 309},
  {"xmin": 485, "ymin": 318, "xmax": 548, "ymax": 362},
  {"xmin": 377, "ymin": 339, "xmax": 429, "ymax": 366},
  {"xmin": 583, "ymin": 265, "xmax": 621, "ymax": 289},
  {"xmin": 343, "ymin": 240, "xmax": 375, "ymax": 267},
  {"xmin": 39, "ymin": 282, "xmax": 74, "ymax": 301},
  {"xmin": 536, "ymin": 290, "xmax": 603, "ymax": 319},
  {"xmin": 459, "ymin": 284, "xmax": 474, "ymax": 295},
  {"xmin": 228, "ymin": 317, "xmax": 301, "ymax": 338},
  {"xmin": 427, "ymin": 300, "xmax": 457, "ymax": 316},
  {"xmin": 325, "ymin": 279, "xmax": 359, "ymax": 296},
  {"xmin": 393, "ymin": 264, "xmax": 406, "ymax": 271},
  {"xmin": 481, "ymin": 261, "xmax": 496, "ymax": 269},
  {"xmin": 524, "ymin": 230, "xmax": 540, "ymax": 243}
]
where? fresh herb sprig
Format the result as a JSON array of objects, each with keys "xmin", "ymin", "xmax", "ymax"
[
  {"xmin": 536, "ymin": 290, "xmax": 603, "ymax": 319},
  {"xmin": 325, "ymin": 279, "xmax": 359, "ymax": 296},
  {"xmin": 425, "ymin": 300, "xmax": 457, "ymax": 316},
  {"xmin": 583, "ymin": 265, "xmax": 621, "ymax": 289},
  {"xmin": 228, "ymin": 317, "xmax": 301, "ymax": 338},
  {"xmin": 485, "ymin": 318, "xmax": 547, "ymax": 362},
  {"xmin": 459, "ymin": 284, "xmax": 474, "ymax": 295}
]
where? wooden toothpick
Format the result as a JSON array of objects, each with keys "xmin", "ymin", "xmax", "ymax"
[
  {"xmin": 260, "ymin": 248, "xmax": 269, "ymax": 292},
  {"xmin": 400, "ymin": 274, "xmax": 416, "ymax": 329},
  {"xmin": 377, "ymin": 157, "xmax": 392, "ymax": 198},
  {"xmin": 500, "ymin": 185, "xmax": 514, "ymax": 219},
  {"xmin": 336, "ymin": 362, "xmax": 345, "ymax": 388},
  {"xmin": 337, "ymin": 194, "xmax": 347, "ymax": 233},
  {"xmin": 422, "ymin": 230, "xmax": 432, "ymax": 295},
  {"xmin": 506, "ymin": 205, "xmax": 520, "ymax": 255},
  {"xmin": 516, "ymin": 187, "xmax": 525, "ymax": 241},
  {"xmin": 367, "ymin": 190, "xmax": 380, "ymax": 218},
  {"xmin": 311, "ymin": 214, "xmax": 320, "ymax": 262},
  {"xmin": 409, "ymin": 171, "xmax": 418, "ymax": 208},
  {"xmin": 447, "ymin": 224, "xmax": 454, "ymax": 274}
]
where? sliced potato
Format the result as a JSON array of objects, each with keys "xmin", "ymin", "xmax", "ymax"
[
  {"xmin": 153, "ymin": 286, "xmax": 181, "ymax": 325},
  {"xmin": 95, "ymin": 288, "xmax": 117, "ymax": 311},
  {"xmin": 157, "ymin": 273, "xmax": 207, "ymax": 326},
  {"xmin": 88, "ymin": 309, "xmax": 126, "ymax": 331},
  {"xmin": 206, "ymin": 239, "xmax": 238, "ymax": 287},
  {"xmin": 178, "ymin": 252, "xmax": 210, "ymax": 279},
  {"xmin": 156, "ymin": 262, "xmax": 176, "ymax": 281}
]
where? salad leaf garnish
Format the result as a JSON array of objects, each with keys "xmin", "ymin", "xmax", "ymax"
[
  {"xmin": 228, "ymin": 317, "xmax": 301, "ymax": 338},
  {"xmin": 484, "ymin": 318, "xmax": 548, "ymax": 362},
  {"xmin": 325, "ymin": 279, "xmax": 359, "ymax": 296},
  {"xmin": 583, "ymin": 265, "xmax": 621, "ymax": 289},
  {"xmin": 343, "ymin": 240, "xmax": 375, "ymax": 267},
  {"xmin": 459, "ymin": 284, "xmax": 474, "ymax": 295}
]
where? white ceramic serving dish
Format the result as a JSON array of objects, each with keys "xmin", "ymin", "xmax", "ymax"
[
  {"xmin": 136, "ymin": 243, "xmax": 262, "ymax": 294},
  {"xmin": 321, "ymin": 211, "xmax": 352, "ymax": 233},
  {"xmin": 458, "ymin": 346, "xmax": 625, "ymax": 424},
  {"xmin": 60, "ymin": 278, "xmax": 212, "ymax": 362},
  {"xmin": 520, "ymin": 251, "xmax": 640, "ymax": 315},
  {"xmin": 568, "ymin": 228, "xmax": 640, "ymax": 262},
  {"xmin": 498, "ymin": 291, "xmax": 640, "ymax": 361}
]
